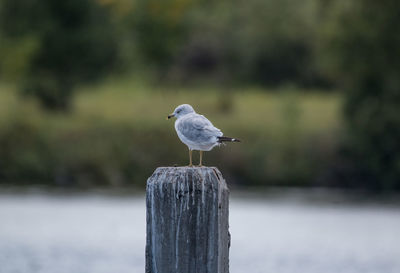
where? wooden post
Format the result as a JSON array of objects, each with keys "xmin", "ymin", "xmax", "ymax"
[{"xmin": 146, "ymin": 167, "xmax": 230, "ymax": 273}]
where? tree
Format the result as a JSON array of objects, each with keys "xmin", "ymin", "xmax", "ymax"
[
  {"xmin": 0, "ymin": 0, "xmax": 118, "ymax": 110},
  {"xmin": 319, "ymin": 0, "xmax": 400, "ymax": 190}
]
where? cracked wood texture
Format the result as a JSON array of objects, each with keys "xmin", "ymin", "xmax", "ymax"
[{"xmin": 146, "ymin": 167, "xmax": 230, "ymax": 273}]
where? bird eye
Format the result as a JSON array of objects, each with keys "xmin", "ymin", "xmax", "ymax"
[{"xmin": 177, "ymin": 109, "xmax": 181, "ymax": 113}]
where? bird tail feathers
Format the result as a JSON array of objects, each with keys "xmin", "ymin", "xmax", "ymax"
[{"xmin": 217, "ymin": 136, "xmax": 241, "ymax": 143}]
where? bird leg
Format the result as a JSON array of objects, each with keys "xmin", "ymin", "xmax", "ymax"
[
  {"xmin": 188, "ymin": 149, "xmax": 193, "ymax": 167},
  {"xmin": 199, "ymin": 151, "xmax": 203, "ymax": 167}
]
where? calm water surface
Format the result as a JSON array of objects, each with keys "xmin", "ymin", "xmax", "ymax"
[{"xmin": 0, "ymin": 191, "xmax": 399, "ymax": 273}]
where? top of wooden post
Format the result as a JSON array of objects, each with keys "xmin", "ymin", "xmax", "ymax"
[{"xmin": 147, "ymin": 166, "xmax": 226, "ymax": 186}]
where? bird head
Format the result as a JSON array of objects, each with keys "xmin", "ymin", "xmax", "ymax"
[{"xmin": 167, "ymin": 104, "xmax": 195, "ymax": 119}]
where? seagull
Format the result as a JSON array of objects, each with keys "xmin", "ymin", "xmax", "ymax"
[{"xmin": 167, "ymin": 104, "xmax": 240, "ymax": 166}]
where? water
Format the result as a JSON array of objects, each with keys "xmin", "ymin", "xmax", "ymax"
[{"xmin": 0, "ymin": 192, "xmax": 399, "ymax": 273}]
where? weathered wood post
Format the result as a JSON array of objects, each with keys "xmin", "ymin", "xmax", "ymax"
[{"xmin": 146, "ymin": 167, "xmax": 230, "ymax": 273}]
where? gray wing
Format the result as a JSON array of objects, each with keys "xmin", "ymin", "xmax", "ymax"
[{"xmin": 177, "ymin": 114, "xmax": 222, "ymax": 143}]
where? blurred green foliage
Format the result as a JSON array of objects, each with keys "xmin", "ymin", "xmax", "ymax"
[
  {"xmin": 0, "ymin": 0, "xmax": 327, "ymax": 96},
  {"xmin": 130, "ymin": 0, "xmax": 326, "ymax": 86},
  {"xmin": 319, "ymin": 0, "xmax": 400, "ymax": 190},
  {"xmin": 0, "ymin": 0, "xmax": 399, "ymax": 190},
  {"xmin": 0, "ymin": 0, "xmax": 118, "ymax": 110},
  {"xmin": 0, "ymin": 81, "xmax": 341, "ymax": 187}
]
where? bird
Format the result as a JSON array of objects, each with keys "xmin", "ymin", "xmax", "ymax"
[{"xmin": 167, "ymin": 104, "xmax": 240, "ymax": 166}]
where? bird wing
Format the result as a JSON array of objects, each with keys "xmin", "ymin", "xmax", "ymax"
[{"xmin": 177, "ymin": 114, "xmax": 222, "ymax": 144}]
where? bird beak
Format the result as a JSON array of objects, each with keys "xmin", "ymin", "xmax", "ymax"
[{"xmin": 167, "ymin": 114, "xmax": 175, "ymax": 120}]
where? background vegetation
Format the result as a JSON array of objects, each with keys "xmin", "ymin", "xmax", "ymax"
[{"xmin": 0, "ymin": 0, "xmax": 398, "ymax": 191}]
